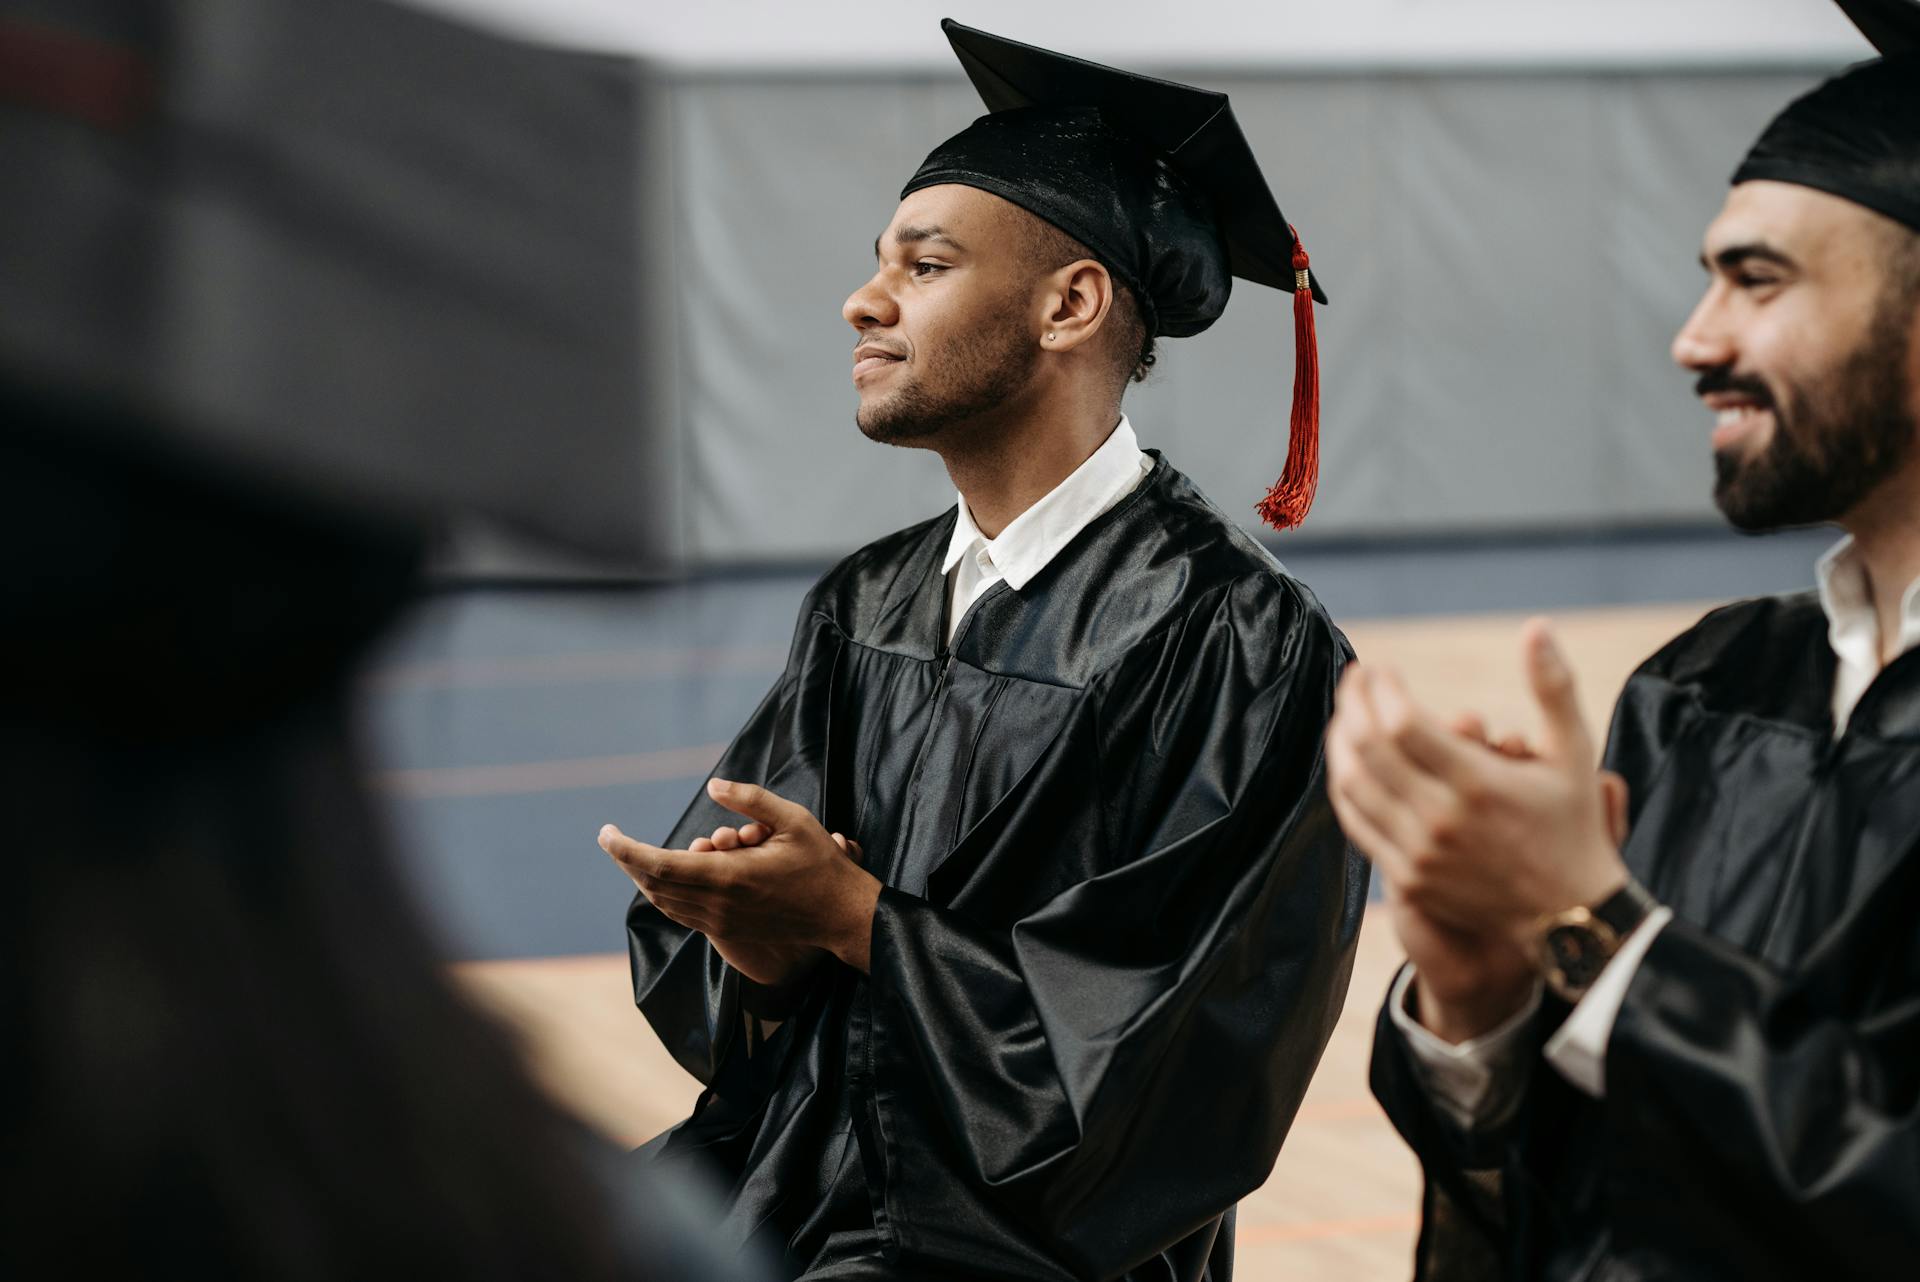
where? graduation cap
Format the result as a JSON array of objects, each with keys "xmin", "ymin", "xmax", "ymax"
[
  {"xmin": 0, "ymin": 0, "xmax": 657, "ymax": 561},
  {"xmin": 1836, "ymin": 0, "xmax": 1920, "ymax": 54},
  {"xmin": 1732, "ymin": 0, "xmax": 1920, "ymax": 235},
  {"xmin": 903, "ymin": 19, "xmax": 1327, "ymax": 531}
]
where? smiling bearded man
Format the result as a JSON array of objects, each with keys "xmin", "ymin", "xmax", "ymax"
[
  {"xmin": 1704, "ymin": 224, "xmax": 1920, "ymax": 532},
  {"xmin": 594, "ymin": 20, "xmax": 1366, "ymax": 1282},
  {"xmin": 1333, "ymin": 7, "xmax": 1920, "ymax": 1279}
]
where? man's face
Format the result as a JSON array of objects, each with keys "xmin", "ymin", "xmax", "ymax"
[
  {"xmin": 841, "ymin": 185, "xmax": 1043, "ymax": 446},
  {"xmin": 1673, "ymin": 180, "xmax": 1920, "ymax": 531}
]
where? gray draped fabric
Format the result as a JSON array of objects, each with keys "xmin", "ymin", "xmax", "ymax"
[{"xmin": 640, "ymin": 66, "xmax": 1835, "ymax": 567}]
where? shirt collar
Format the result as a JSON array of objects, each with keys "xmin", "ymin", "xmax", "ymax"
[
  {"xmin": 1815, "ymin": 533, "xmax": 1920, "ymax": 662},
  {"xmin": 1816, "ymin": 536, "xmax": 1872, "ymax": 638},
  {"xmin": 941, "ymin": 416, "xmax": 1149, "ymax": 589},
  {"xmin": 943, "ymin": 488, "xmax": 989, "ymax": 576}
]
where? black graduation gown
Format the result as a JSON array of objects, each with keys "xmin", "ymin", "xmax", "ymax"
[
  {"xmin": 1372, "ymin": 590, "xmax": 1920, "ymax": 1281},
  {"xmin": 627, "ymin": 455, "xmax": 1366, "ymax": 1282}
]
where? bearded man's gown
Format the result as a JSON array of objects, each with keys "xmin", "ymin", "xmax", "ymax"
[{"xmin": 1373, "ymin": 593, "xmax": 1920, "ymax": 1280}]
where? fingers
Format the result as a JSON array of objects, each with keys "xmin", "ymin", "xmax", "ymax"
[
  {"xmin": 602, "ymin": 825, "xmax": 672, "ymax": 892},
  {"xmin": 599, "ymin": 825, "xmax": 644, "ymax": 887},
  {"xmin": 1454, "ymin": 708, "xmax": 1538, "ymax": 760},
  {"xmin": 637, "ymin": 885, "xmax": 716, "ymax": 931},
  {"xmin": 702, "ymin": 824, "xmax": 767, "ymax": 851},
  {"xmin": 1450, "ymin": 711, "xmax": 1490, "ymax": 746},
  {"xmin": 1495, "ymin": 733, "xmax": 1535, "ymax": 760},
  {"xmin": 606, "ymin": 841, "xmax": 720, "ymax": 930},
  {"xmin": 641, "ymin": 881, "xmax": 709, "ymax": 916},
  {"xmin": 1327, "ymin": 699, "xmax": 1438, "ymax": 874},
  {"xmin": 829, "ymin": 833, "xmax": 867, "ymax": 866},
  {"xmin": 690, "ymin": 837, "xmax": 716, "ymax": 852},
  {"xmin": 1327, "ymin": 767, "xmax": 1413, "ymax": 883},
  {"xmin": 708, "ymin": 778, "xmax": 812, "ymax": 832},
  {"xmin": 1521, "ymin": 618, "xmax": 1594, "ymax": 770},
  {"xmin": 1330, "ymin": 745, "xmax": 1435, "ymax": 874},
  {"xmin": 598, "ymin": 825, "xmax": 728, "ymax": 888},
  {"xmin": 1348, "ymin": 668, "xmax": 1482, "ymax": 803}
]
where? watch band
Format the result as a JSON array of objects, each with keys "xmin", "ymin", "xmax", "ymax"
[{"xmin": 1592, "ymin": 877, "xmax": 1656, "ymax": 938}]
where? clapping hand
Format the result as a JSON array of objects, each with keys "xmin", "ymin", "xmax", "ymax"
[
  {"xmin": 600, "ymin": 779, "xmax": 882, "ymax": 983},
  {"xmin": 1327, "ymin": 621, "xmax": 1631, "ymax": 1041}
]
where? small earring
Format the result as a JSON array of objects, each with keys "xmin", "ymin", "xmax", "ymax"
[{"xmin": 1046, "ymin": 332, "xmax": 1056, "ymax": 341}]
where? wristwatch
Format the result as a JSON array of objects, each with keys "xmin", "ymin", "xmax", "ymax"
[{"xmin": 1531, "ymin": 878, "xmax": 1658, "ymax": 1003}]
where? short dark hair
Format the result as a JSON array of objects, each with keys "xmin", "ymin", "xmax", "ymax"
[{"xmin": 1019, "ymin": 217, "xmax": 1157, "ymax": 388}]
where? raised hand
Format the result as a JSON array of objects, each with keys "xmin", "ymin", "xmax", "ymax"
[
  {"xmin": 600, "ymin": 779, "xmax": 882, "ymax": 982},
  {"xmin": 1327, "ymin": 620, "xmax": 1632, "ymax": 1041},
  {"xmin": 1451, "ymin": 710, "xmax": 1631, "ymax": 846},
  {"xmin": 655, "ymin": 822, "xmax": 861, "ymax": 987}
]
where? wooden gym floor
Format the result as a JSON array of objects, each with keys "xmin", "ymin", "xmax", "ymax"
[{"xmin": 449, "ymin": 601, "xmax": 1714, "ymax": 1281}]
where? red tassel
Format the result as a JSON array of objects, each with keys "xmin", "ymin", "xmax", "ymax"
[{"xmin": 1256, "ymin": 226, "xmax": 1321, "ymax": 532}]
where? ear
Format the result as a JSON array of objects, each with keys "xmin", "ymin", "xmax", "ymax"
[{"xmin": 1036, "ymin": 259, "xmax": 1115, "ymax": 355}]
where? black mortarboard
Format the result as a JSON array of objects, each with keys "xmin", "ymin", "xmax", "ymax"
[
  {"xmin": 902, "ymin": 19, "xmax": 1326, "ymax": 530},
  {"xmin": 1733, "ymin": 2, "xmax": 1920, "ymax": 234},
  {"xmin": 0, "ymin": 0, "xmax": 655, "ymax": 560}
]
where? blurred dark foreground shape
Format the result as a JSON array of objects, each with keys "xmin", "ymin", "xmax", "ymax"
[{"xmin": 0, "ymin": 0, "xmax": 745, "ymax": 1277}]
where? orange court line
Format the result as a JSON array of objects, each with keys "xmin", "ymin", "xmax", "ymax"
[
  {"xmin": 365, "ymin": 645, "xmax": 788, "ymax": 691},
  {"xmin": 376, "ymin": 743, "xmax": 728, "ymax": 799},
  {"xmin": 1236, "ymin": 1213, "xmax": 1420, "ymax": 1246}
]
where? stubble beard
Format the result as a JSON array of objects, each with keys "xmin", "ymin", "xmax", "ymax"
[
  {"xmin": 1713, "ymin": 299, "xmax": 1918, "ymax": 532},
  {"xmin": 855, "ymin": 312, "xmax": 1039, "ymax": 447}
]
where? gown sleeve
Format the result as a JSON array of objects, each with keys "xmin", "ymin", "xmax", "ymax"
[
  {"xmin": 863, "ymin": 573, "xmax": 1366, "ymax": 1279},
  {"xmin": 1365, "ymin": 650, "xmax": 1698, "ymax": 1281},
  {"xmin": 625, "ymin": 579, "xmax": 848, "ymax": 1087},
  {"xmin": 1601, "ymin": 849, "xmax": 1920, "ymax": 1278},
  {"xmin": 623, "ymin": 667, "xmax": 797, "ymax": 1087},
  {"xmin": 1369, "ymin": 983, "xmax": 1551, "ymax": 1280}
]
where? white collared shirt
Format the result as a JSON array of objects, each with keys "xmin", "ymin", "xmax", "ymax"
[
  {"xmin": 940, "ymin": 415, "xmax": 1153, "ymax": 645},
  {"xmin": 1817, "ymin": 535, "xmax": 1920, "ymax": 731},
  {"xmin": 1395, "ymin": 535, "xmax": 1920, "ymax": 1119}
]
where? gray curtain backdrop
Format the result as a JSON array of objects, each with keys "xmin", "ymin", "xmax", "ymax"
[{"xmin": 639, "ymin": 66, "xmax": 1834, "ymax": 568}]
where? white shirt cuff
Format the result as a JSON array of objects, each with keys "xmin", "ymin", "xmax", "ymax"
[
  {"xmin": 1542, "ymin": 906, "xmax": 1674, "ymax": 1098},
  {"xmin": 1388, "ymin": 963, "xmax": 1543, "ymax": 1132}
]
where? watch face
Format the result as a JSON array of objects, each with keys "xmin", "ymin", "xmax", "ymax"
[{"xmin": 1543, "ymin": 923, "xmax": 1610, "ymax": 996}]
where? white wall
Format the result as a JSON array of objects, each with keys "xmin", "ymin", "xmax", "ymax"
[{"xmin": 406, "ymin": 0, "xmax": 1872, "ymax": 69}]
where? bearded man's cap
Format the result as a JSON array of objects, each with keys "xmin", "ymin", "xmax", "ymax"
[{"xmin": 1733, "ymin": 1, "xmax": 1920, "ymax": 234}]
